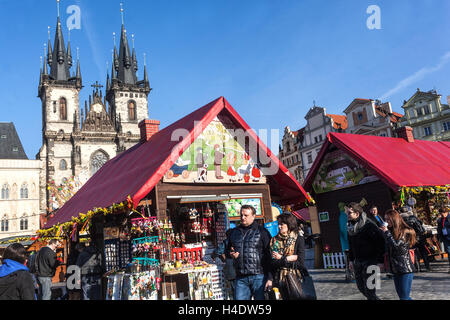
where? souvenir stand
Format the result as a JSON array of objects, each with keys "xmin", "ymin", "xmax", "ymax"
[
  {"xmin": 38, "ymin": 97, "xmax": 310, "ymax": 300},
  {"xmin": 302, "ymin": 131, "xmax": 450, "ymax": 266}
]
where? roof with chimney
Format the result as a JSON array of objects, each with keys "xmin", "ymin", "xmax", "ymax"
[
  {"xmin": 326, "ymin": 114, "xmax": 348, "ymax": 130},
  {"xmin": 44, "ymin": 97, "xmax": 309, "ymax": 228},
  {"xmin": 0, "ymin": 123, "xmax": 28, "ymax": 160},
  {"xmin": 303, "ymin": 131, "xmax": 450, "ymax": 192}
]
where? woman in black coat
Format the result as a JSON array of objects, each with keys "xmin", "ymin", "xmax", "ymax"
[
  {"xmin": 381, "ymin": 209, "xmax": 416, "ymax": 300},
  {"xmin": 0, "ymin": 243, "xmax": 36, "ymax": 300},
  {"xmin": 267, "ymin": 214, "xmax": 310, "ymax": 300}
]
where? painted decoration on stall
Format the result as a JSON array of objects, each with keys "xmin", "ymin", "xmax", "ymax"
[
  {"xmin": 163, "ymin": 117, "xmax": 266, "ymax": 184},
  {"xmin": 223, "ymin": 198, "xmax": 263, "ymax": 218},
  {"xmin": 312, "ymin": 149, "xmax": 379, "ymax": 194}
]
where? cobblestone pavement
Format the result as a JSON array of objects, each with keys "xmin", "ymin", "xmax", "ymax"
[{"xmin": 309, "ymin": 260, "xmax": 450, "ymax": 300}]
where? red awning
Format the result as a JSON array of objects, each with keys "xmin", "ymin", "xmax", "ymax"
[
  {"xmin": 303, "ymin": 132, "xmax": 450, "ymax": 192},
  {"xmin": 45, "ymin": 97, "xmax": 309, "ymax": 228}
]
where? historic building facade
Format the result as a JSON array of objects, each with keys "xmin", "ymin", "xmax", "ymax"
[
  {"xmin": 37, "ymin": 12, "xmax": 153, "ymax": 214},
  {"xmin": 279, "ymin": 127, "xmax": 304, "ymax": 182},
  {"xmin": 397, "ymin": 89, "xmax": 450, "ymax": 141},
  {"xmin": 0, "ymin": 123, "xmax": 41, "ymax": 240},
  {"xmin": 343, "ymin": 98, "xmax": 402, "ymax": 137},
  {"xmin": 279, "ymin": 105, "xmax": 347, "ymax": 183}
]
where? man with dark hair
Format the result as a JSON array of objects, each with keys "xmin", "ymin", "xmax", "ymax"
[
  {"xmin": 36, "ymin": 239, "xmax": 61, "ymax": 300},
  {"xmin": 346, "ymin": 202, "xmax": 385, "ymax": 300},
  {"xmin": 226, "ymin": 205, "xmax": 272, "ymax": 300},
  {"xmin": 368, "ymin": 205, "xmax": 385, "ymax": 227},
  {"xmin": 0, "ymin": 243, "xmax": 36, "ymax": 300}
]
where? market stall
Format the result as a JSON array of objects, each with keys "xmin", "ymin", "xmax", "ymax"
[
  {"xmin": 302, "ymin": 128, "xmax": 450, "ymax": 267},
  {"xmin": 38, "ymin": 97, "xmax": 309, "ymax": 300}
]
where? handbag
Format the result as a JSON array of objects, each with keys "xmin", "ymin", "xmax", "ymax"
[{"xmin": 283, "ymin": 269, "xmax": 304, "ymax": 300}]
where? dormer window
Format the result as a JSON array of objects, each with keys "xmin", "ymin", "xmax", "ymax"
[{"xmin": 357, "ymin": 113, "xmax": 363, "ymax": 121}]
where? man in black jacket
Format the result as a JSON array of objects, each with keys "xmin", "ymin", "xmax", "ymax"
[
  {"xmin": 36, "ymin": 239, "xmax": 61, "ymax": 300},
  {"xmin": 347, "ymin": 202, "xmax": 385, "ymax": 300},
  {"xmin": 225, "ymin": 205, "xmax": 272, "ymax": 300}
]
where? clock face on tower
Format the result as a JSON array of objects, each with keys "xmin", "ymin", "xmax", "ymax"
[{"xmin": 92, "ymin": 103, "xmax": 103, "ymax": 113}]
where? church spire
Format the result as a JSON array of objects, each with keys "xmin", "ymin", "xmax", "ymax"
[
  {"xmin": 115, "ymin": 3, "xmax": 138, "ymax": 85},
  {"xmin": 75, "ymin": 47, "xmax": 82, "ymax": 88},
  {"xmin": 48, "ymin": 1, "xmax": 71, "ymax": 81},
  {"xmin": 67, "ymin": 29, "xmax": 73, "ymax": 68}
]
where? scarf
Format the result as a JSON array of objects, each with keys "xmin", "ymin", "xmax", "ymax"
[
  {"xmin": 270, "ymin": 231, "xmax": 298, "ymax": 257},
  {"xmin": 347, "ymin": 212, "xmax": 369, "ymax": 236}
]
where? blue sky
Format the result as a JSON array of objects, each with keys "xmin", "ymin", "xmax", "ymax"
[{"xmin": 2, "ymin": 0, "xmax": 450, "ymax": 158}]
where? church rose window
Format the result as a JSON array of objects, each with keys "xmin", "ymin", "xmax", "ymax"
[{"xmin": 91, "ymin": 151, "xmax": 109, "ymax": 176}]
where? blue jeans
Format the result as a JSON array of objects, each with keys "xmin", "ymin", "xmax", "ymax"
[
  {"xmin": 234, "ymin": 274, "xmax": 266, "ymax": 300},
  {"xmin": 393, "ymin": 273, "xmax": 414, "ymax": 300},
  {"xmin": 37, "ymin": 277, "xmax": 52, "ymax": 300}
]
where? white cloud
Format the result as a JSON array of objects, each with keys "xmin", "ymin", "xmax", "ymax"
[{"xmin": 379, "ymin": 51, "xmax": 450, "ymax": 101}]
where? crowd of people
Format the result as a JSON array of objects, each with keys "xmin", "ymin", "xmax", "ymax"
[
  {"xmin": 0, "ymin": 203, "xmax": 448, "ymax": 301},
  {"xmin": 346, "ymin": 203, "xmax": 450, "ymax": 300}
]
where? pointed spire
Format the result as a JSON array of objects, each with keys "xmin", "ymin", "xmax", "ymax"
[
  {"xmin": 120, "ymin": 2, "xmax": 125, "ymax": 25},
  {"xmin": 49, "ymin": 4, "xmax": 71, "ymax": 81},
  {"xmin": 43, "ymin": 45, "xmax": 48, "ymax": 76},
  {"xmin": 76, "ymin": 47, "xmax": 82, "ymax": 87},
  {"xmin": 132, "ymin": 34, "xmax": 138, "ymax": 72},
  {"xmin": 39, "ymin": 56, "xmax": 43, "ymax": 87},
  {"xmin": 143, "ymin": 53, "xmax": 148, "ymax": 86},
  {"xmin": 47, "ymin": 26, "xmax": 53, "ymax": 65},
  {"xmin": 113, "ymin": 33, "xmax": 119, "ymax": 71},
  {"xmin": 67, "ymin": 29, "xmax": 73, "ymax": 68}
]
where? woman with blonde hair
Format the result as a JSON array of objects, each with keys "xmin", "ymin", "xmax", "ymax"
[{"xmin": 381, "ymin": 209, "xmax": 416, "ymax": 300}]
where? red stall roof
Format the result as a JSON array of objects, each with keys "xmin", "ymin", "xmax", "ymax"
[
  {"xmin": 303, "ymin": 132, "xmax": 450, "ymax": 192},
  {"xmin": 45, "ymin": 97, "xmax": 309, "ymax": 228}
]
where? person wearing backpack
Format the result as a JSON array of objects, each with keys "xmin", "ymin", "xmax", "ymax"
[
  {"xmin": 399, "ymin": 207, "xmax": 430, "ymax": 272},
  {"xmin": 76, "ymin": 242, "xmax": 103, "ymax": 300}
]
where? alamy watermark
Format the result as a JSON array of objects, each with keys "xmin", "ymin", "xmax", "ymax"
[
  {"xmin": 367, "ymin": 5, "xmax": 381, "ymax": 30},
  {"xmin": 366, "ymin": 265, "xmax": 382, "ymax": 290}
]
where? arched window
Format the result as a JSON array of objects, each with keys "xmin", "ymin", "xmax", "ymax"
[
  {"xmin": 90, "ymin": 150, "xmax": 109, "ymax": 176},
  {"xmin": 128, "ymin": 100, "xmax": 137, "ymax": 121},
  {"xmin": 20, "ymin": 184, "xmax": 28, "ymax": 199},
  {"xmin": 1, "ymin": 184, "xmax": 9, "ymax": 200},
  {"xmin": 1, "ymin": 215, "xmax": 8, "ymax": 232},
  {"xmin": 20, "ymin": 214, "xmax": 28, "ymax": 231},
  {"xmin": 60, "ymin": 97, "xmax": 67, "ymax": 120},
  {"xmin": 60, "ymin": 159, "xmax": 68, "ymax": 171}
]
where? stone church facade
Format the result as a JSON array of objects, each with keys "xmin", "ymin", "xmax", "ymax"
[{"xmin": 37, "ymin": 13, "xmax": 152, "ymax": 215}]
